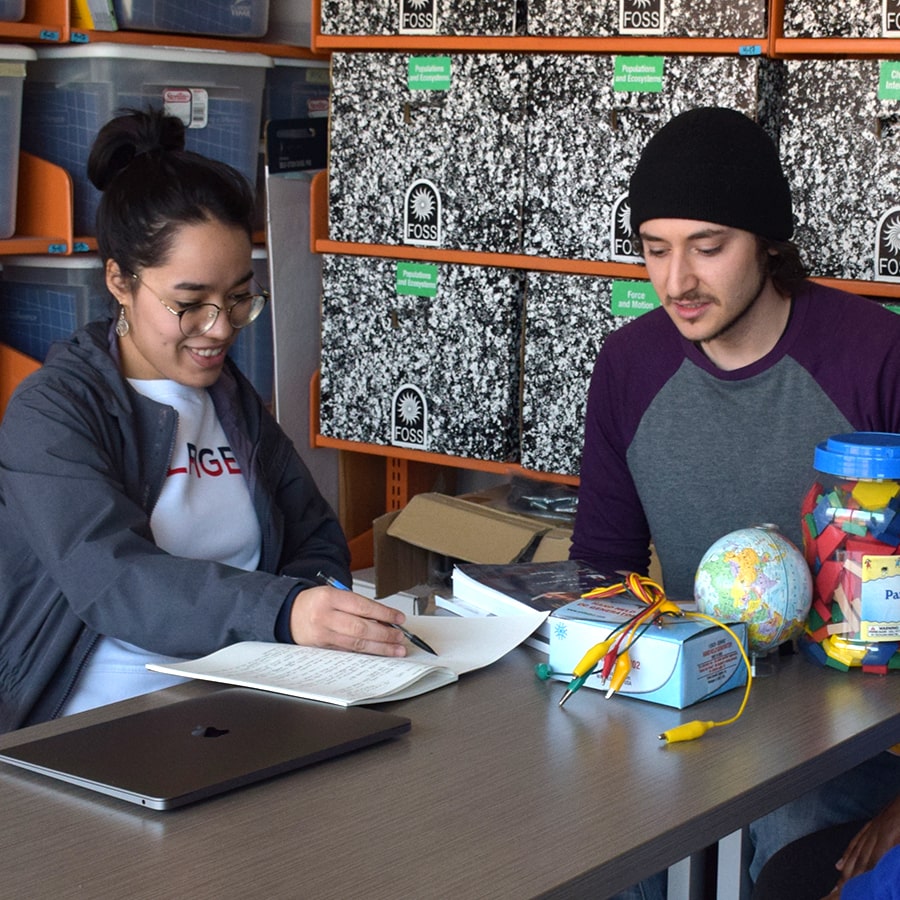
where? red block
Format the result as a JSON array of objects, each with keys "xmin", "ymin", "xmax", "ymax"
[
  {"xmin": 816, "ymin": 524, "xmax": 847, "ymax": 562},
  {"xmin": 815, "ymin": 560, "xmax": 843, "ymax": 603}
]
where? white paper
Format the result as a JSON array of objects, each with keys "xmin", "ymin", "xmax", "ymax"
[{"xmin": 147, "ymin": 610, "xmax": 547, "ymax": 705}]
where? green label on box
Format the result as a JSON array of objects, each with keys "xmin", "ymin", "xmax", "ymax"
[
  {"xmin": 611, "ymin": 280, "xmax": 660, "ymax": 317},
  {"xmin": 878, "ymin": 61, "xmax": 900, "ymax": 100},
  {"xmin": 408, "ymin": 57, "xmax": 452, "ymax": 91},
  {"xmin": 396, "ymin": 262, "xmax": 439, "ymax": 297},
  {"xmin": 613, "ymin": 56, "xmax": 664, "ymax": 93}
]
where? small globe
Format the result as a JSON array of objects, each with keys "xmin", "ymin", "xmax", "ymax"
[{"xmin": 694, "ymin": 525, "xmax": 813, "ymax": 655}]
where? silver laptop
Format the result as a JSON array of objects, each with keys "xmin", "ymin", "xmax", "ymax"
[{"xmin": 0, "ymin": 687, "xmax": 411, "ymax": 810}]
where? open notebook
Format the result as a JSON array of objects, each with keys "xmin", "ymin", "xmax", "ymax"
[{"xmin": 0, "ymin": 687, "xmax": 411, "ymax": 810}]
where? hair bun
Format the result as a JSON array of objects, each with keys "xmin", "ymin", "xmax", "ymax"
[{"xmin": 87, "ymin": 107, "xmax": 187, "ymax": 191}]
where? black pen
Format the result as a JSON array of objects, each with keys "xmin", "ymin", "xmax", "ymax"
[{"xmin": 316, "ymin": 571, "xmax": 438, "ymax": 656}]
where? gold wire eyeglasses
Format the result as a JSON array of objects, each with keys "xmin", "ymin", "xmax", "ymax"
[{"xmin": 131, "ymin": 273, "xmax": 269, "ymax": 338}]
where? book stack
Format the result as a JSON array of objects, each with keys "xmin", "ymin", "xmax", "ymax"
[{"xmin": 443, "ymin": 559, "xmax": 613, "ymax": 653}]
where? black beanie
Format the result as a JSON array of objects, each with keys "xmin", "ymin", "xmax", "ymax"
[{"xmin": 629, "ymin": 107, "xmax": 794, "ymax": 241}]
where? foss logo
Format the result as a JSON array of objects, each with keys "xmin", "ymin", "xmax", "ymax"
[
  {"xmin": 403, "ymin": 179, "xmax": 441, "ymax": 247},
  {"xmin": 886, "ymin": 0, "xmax": 900, "ymax": 36},
  {"xmin": 610, "ymin": 192, "xmax": 643, "ymax": 263},
  {"xmin": 391, "ymin": 384, "xmax": 428, "ymax": 449},
  {"xmin": 399, "ymin": 0, "xmax": 436, "ymax": 34},
  {"xmin": 875, "ymin": 207, "xmax": 900, "ymax": 282},
  {"xmin": 619, "ymin": 0, "xmax": 664, "ymax": 34}
]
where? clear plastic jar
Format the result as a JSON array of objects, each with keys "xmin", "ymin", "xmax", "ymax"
[{"xmin": 800, "ymin": 432, "xmax": 900, "ymax": 673}]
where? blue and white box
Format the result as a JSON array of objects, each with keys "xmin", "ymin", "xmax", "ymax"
[{"xmin": 548, "ymin": 596, "xmax": 748, "ymax": 709}]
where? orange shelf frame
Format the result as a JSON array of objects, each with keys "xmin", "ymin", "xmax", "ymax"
[
  {"xmin": 0, "ymin": 153, "xmax": 73, "ymax": 255},
  {"xmin": 67, "ymin": 28, "xmax": 330, "ymax": 61},
  {"xmin": 0, "ymin": 0, "xmax": 67, "ymax": 42}
]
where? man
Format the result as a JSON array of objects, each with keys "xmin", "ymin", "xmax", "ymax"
[{"xmin": 569, "ymin": 106, "xmax": 900, "ymax": 895}]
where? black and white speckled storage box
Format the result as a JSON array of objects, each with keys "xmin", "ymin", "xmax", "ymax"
[
  {"xmin": 320, "ymin": 0, "xmax": 519, "ymax": 36},
  {"xmin": 520, "ymin": 272, "xmax": 632, "ymax": 476},
  {"xmin": 779, "ymin": 59, "xmax": 900, "ymax": 281},
  {"xmin": 781, "ymin": 1, "xmax": 898, "ymax": 37},
  {"xmin": 319, "ymin": 255, "xmax": 525, "ymax": 461},
  {"xmin": 526, "ymin": 0, "xmax": 766, "ymax": 37},
  {"xmin": 329, "ymin": 52, "xmax": 528, "ymax": 254},
  {"xmin": 523, "ymin": 55, "xmax": 785, "ymax": 262}
]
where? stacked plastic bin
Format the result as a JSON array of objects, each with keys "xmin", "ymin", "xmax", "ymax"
[{"xmin": 20, "ymin": 45, "xmax": 272, "ymax": 237}]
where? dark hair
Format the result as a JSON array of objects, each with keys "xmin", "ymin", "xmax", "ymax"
[
  {"xmin": 87, "ymin": 107, "xmax": 256, "ymax": 275},
  {"xmin": 760, "ymin": 238, "xmax": 809, "ymax": 296}
]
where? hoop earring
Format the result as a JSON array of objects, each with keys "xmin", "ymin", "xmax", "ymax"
[{"xmin": 115, "ymin": 306, "xmax": 130, "ymax": 337}]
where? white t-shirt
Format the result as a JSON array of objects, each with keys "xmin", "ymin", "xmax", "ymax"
[{"xmin": 60, "ymin": 380, "xmax": 262, "ymax": 716}]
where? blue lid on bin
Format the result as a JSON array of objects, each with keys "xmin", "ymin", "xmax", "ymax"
[{"xmin": 813, "ymin": 432, "xmax": 900, "ymax": 480}]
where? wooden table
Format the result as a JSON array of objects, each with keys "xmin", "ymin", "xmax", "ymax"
[{"xmin": 2, "ymin": 649, "xmax": 899, "ymax": 899}]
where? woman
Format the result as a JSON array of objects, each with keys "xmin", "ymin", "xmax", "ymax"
[{"xmin": 0, "ymin": 108, "xmax": 407, "ymax": 732}]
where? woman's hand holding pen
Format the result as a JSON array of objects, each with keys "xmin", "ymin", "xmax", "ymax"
[{"xmin": 289, "ymin": 585, "xmax": 409, "ymax": 657}]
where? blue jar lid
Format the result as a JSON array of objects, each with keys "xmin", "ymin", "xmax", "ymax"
[{"xmin": 813, "ymin": 432, "xmax": 900, "ymax": 479}]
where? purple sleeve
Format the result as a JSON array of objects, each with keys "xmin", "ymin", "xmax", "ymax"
[{"xmin": 569, "ymin": 331, "xmax": 654, "ymax": 577}]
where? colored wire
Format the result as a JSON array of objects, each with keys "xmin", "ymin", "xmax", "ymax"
[
  {"xmin": 657, "ymin": 614, "xmax": 754, "ymax": 744},
  {"xmin": 558, "ymin": 573, "xmax": 754, "ymax": 743}
]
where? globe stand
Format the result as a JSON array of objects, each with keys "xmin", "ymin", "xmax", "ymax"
[{"xmin": 750, "ymin": 651, "xmax": 776, "ymax": 678}]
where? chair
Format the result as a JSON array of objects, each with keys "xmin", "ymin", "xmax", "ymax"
[{"xmin": 0, "ymin": 342, "xmax": 40, "ymax": 420}]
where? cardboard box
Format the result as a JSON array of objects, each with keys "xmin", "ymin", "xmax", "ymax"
[
  {"xmin": 373, "ymin": 492, "xmax": 573, "ymax": 598},
  {"xmin": 320, "ymin": 0, "xmax": 519, "ymax": 36},
  {"xmin": 328, "ymin": 52, "xmax": 527, "ymax": 254},
  {"xmin": 782, "ymin": 1, "xmax": 891, "ymax": 38},
  {"xmin": 527, "ymin": 0, "xmax": 766, "ymax": 37},
  {"xmin": 319, "ymin": 254, "xmax": 524, "ymax": 462},
  {"xmin": 523, "ymin": 55, "xmax": 784, "ymax": 262},
  {"xmin": 521, "ymin": 272, "xmax": 642, "ymax": 476},
  {"xmin": 779, "ymin": 59, "xmax": 900, "ymax": 282},
  {"xmin": 548, "ymin": 596, "xmax": 748, "ymax": 709}
]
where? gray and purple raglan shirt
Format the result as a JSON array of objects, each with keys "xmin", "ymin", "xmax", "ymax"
[{"xmin": 570, "ymin": 281, "xmax": 900, "ymax": 599}]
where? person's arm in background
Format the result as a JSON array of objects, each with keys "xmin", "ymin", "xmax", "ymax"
[
  {"xmin": 821, "ymin": 794, "xmax": 900, "ymax": 899},
  {"xmin": 569, "ymin": 342, "xmax": 653, "ymax": 577}
]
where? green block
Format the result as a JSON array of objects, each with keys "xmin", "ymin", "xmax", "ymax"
[
  {"xmin": 824, "ymin": 656, "xmax": 850, "ymax": 672},
  {"xmin": 807, "ymin": 608, "xmax": 825, "ymax": 631}
]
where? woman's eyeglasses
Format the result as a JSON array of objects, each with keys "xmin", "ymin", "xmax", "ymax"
[{"xmin": 132, "ymin": 273, "xmax": 269, "ymax": 338}]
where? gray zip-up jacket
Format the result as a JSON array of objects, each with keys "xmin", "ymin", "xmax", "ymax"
[{"xmin": 0, "ymin": 320, "xmax": 350, "ymax": 732}]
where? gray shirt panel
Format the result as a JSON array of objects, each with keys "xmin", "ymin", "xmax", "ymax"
[{"xmin": 627, "ymin": 355, "xmax": 853, "ymax": 599}]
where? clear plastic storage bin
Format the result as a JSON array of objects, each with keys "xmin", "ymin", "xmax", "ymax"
[
  {"xmin": 0, "ymin": 255, "xmax": 110, "ymax": 361},
  {"xmin": 264, "ymin": 0, "xmax": 312, "ymax": 47},
  {"xmin": 227, "ymin": 248, "xmax": 274, "ymax": 404},
  {"xmin": 0, "ymin": 46, "xmax": 35, "ymax": 240},
  {"xmin": 263, "ymin": 58, "xmax": 330, "ymax": 125},
  {"xmin": 112, "ymin": 0, "xmax": 269, "ymax": 38},
  {"xmin": 21, "ymin": 44, "xmax": 271, "ymax": 237},
  {"xmin": 0, "ymin": 0, "xmax": 25, "ymax": 21}
]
